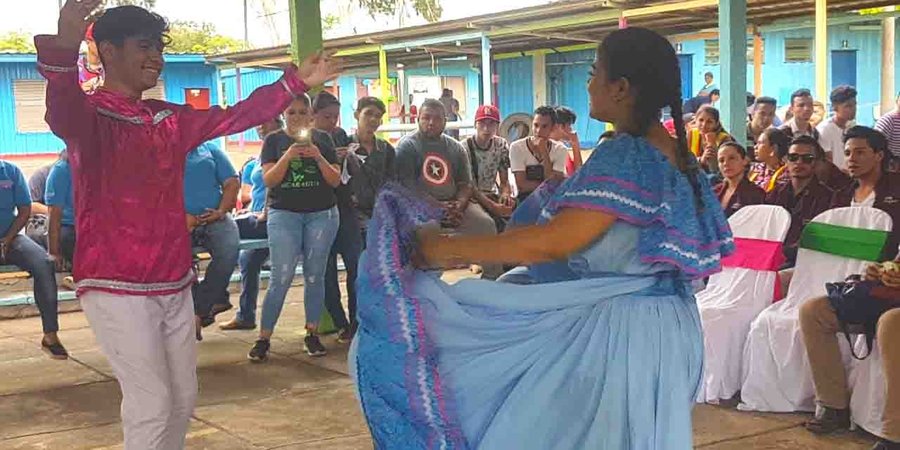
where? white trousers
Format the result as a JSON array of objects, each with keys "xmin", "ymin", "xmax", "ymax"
[{"xmin": 81, "ymin": 287, "xmax": 198, "ymax": 450}]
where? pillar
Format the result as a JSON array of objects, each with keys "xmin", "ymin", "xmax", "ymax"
[
  {"xmin": 753, "ymin": 30, "xmax": 763, "ymax": 96},
  {"xmin": 533, "ymin": 51, "xmax": 547, "ymax": 108},
  {"xmin": 881, "ymin": 15, "xmax": 896, "ymax": 116},
  {"xmin": 718, "ymin": 0, "xmax": 748, "ymax": 145},
  {"xmin": 378, "ymin": 48, "xmax": 390, "ymax": 124},
  {"xmin": 481, "ymin": 35, "xmax": 493, "ymax": 106},
  {"xmin": 815, "ymin": 0, "xmax": 828, "ymax": 102},
  {"xmin": 288, "ymin": 0, "xmax": 323, "ymax": 64}
]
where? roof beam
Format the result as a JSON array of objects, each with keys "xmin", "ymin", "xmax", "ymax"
[
  {"xmin": 381, "ymin": 31, "xmax": 484, "ymax": 51},
  {"xmin": 486, "ymin": 10, "xmax": 623, "ymax": 37},
  {"xmin": 517, "ymin": 31, "xmax": 601, "ymax": 43},
  {"xmin": 622, "ymin": 0, "xmax": 718, "ymax": 18}
]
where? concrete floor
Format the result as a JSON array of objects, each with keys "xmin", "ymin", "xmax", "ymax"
[{"xmin": 0, "ymin": 272, "xmax": 881, "ymax": 449}]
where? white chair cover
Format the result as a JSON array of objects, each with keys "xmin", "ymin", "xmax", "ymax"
[
  {"xmin": 849, "ymin": 338, "xmax": 888, "ymax": 439},
  {"xmin": 739, "ymin": 207, "xmax": 893, "ymax": 412},
  {"xmin": 697, "ymin": 205, "xmax": 792, "ymax": 404}
]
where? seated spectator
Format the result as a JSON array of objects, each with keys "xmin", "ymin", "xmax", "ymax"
[
  {"xmin": 765, "ymin": 136, "xmax": 833, "ymax": 265},
  {"xmin": 780, "ymin": 89, "xmax": 820, "ymax": 140},
  {"xmin": 249, "ymin": 94, "xmax": 341, "ymax": 361},
  {"xmin": 549, "ymin": 106, "xmax": 583, "ymax": 176},
  {"xmin": 45, "ymin": 153, "xmax": 76, "ymax": 272},
  {"xmin": 831, "ymin": 126, "xmax": 900, "ymax": 261},
  {"xmin": 184, "ymin": 142, "xmax": 241, "ymax": 338},
  {"xmin": 818, "ymin": 85, "xmax": 857, "ymax": 168},
  {"xmin": 509, "ymin": 106, "xmax": 568, "ymax": 202},
  {"xmin": 396, "ymin": 99, "xmax": 501, "ymax": 278},
  {"xmin": 461, "ymin": 105, "xmax": 514, "ymax": 231},
  {"xmin": 313, "ymin": 91, "xmax": 361, "ymax": 343},
  {"xmin": 220, "ymin": 119, "xmax": 282, "ymax": 331},
  {"xmin": 814, "ymin": 141, "xmax": 853, "ymax": 192},
  {"xmin": 26, "ymin": 150, "xmax": 67, "ymax": 249},
  {"xmin": 691, "ymin": 105, "xmax": 733, "ymax": 175},
  {"xmin": 714, "ymin": 142, "xmax": 764, "ymax": 217},
  {"xmin": 0, "ymin": 159, "xmax": 66, "ymax": 359},
  {"xmin": 698, "ymin": 71, "xmax": 718, "ymax": 96},
  {"xmin": 749, "ymin": 127, "xmax": 791, "ymax": 192},
  {"xmin": 747, "ymin": 96, "xmax": 777, "ymax": 151},
  {"xmin": 344, "ymin": 96, "xmax": 396, "ymax": 234},
  {"xmin": 799, "ymin": 262, "xmax": 900, "ymax": 450},
  {"xmin": 683, "ymin": 89, "xmax": 720, "ymax": 114},
  {"xmin": 875, "ymin": 92, "xmax": 900, "ymax": 166}
]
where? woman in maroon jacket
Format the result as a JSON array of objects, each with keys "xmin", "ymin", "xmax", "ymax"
[{"xmin": 715, "ymin": 142, "xmax": 766, "ymax": 217}]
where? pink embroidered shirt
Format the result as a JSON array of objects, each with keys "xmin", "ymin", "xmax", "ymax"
[{"xmin": 36, "ymin": 35, "xmax": 308, "ymax": 297}]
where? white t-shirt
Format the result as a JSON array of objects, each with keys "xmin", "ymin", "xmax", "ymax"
[
  {"xmin": 817, "ymin": 119, "xmax": 848, "ymax": 170},
  {"xmin": 851, "ymin": 191, "xmax": 876, "ymax": 208},
  {"xmin": 509, "ymin": 138, "xmax": 568, "ymax": 175}
]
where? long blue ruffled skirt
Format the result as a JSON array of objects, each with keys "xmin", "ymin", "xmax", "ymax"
[{"xmin": 350, "ymin": 187, "xmax": 703, "ymax": 450}]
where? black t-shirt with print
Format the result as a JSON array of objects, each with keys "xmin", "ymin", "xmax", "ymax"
[{"xmin": 260, "ymin": 130, "xmax": 338, "ymax": 213}]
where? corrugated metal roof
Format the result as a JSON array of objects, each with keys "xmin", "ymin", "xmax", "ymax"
[{"xmin": 210, "ymin": 0, "xmax": 900, "ymax": 70}]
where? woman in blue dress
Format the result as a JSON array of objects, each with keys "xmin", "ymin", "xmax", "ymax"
[{"xmin": 352, "ymin": 28, "xmax": 733, "ymax": 450}]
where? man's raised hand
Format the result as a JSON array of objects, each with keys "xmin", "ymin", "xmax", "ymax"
[
  {"xmin": 297, "ymin": 51, "xmax": 342, "ymax": 87},
  {"xmin": 59, "ymin": 0, "xmax": 103, "ymax": 48}
]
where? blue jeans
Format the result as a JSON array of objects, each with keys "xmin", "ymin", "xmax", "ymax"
[
  {"xmin": 191, "ymin": 214, "xmax": 240, "ymax": 317},
  {"xmin": 5, "ymin": 234, "xmax": 58, "ymax": 333},
  {"xmin": 324, "ymin": 205, "xmax": 362, "ymax": 330},
  {"xmin": 261, "ymin": 207, "xmax": 339, "ymax": 332},
  {"xmin": 235, "ymin": 214, "xmax": 269, "ymax": 324}
]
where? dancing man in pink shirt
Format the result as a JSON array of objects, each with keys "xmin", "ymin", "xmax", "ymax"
[{"xmin": 37, "ymin": 2, "xmax": 339, "ymax": 448}]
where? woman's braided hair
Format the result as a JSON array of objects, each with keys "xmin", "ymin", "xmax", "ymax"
[{"xmin": 598, "ymin": 27, "xmax": 704, "ymax": 211}]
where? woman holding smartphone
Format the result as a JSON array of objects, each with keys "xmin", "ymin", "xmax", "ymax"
[{"xmin": 250, "ymin": 93, "xmax": 341, "ymax": 362}]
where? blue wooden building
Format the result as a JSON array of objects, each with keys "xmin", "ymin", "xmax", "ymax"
[{"xmin": 0, "ymin": 54, "xmax": 219, "ymax": 155}]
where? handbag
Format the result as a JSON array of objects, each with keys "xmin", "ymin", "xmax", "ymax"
[{"xmin": 825, "ymin": 275, "xmax": 900, "ymax": 359}]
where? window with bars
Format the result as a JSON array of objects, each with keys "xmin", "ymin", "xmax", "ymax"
[
  {"xmin": 703, "ymin": 39, "xmax": 764, "ymax": 65},
  {"xmin": 143, "ymin": 81, "xmax": 166, "ymax": 101},
  {"xmin": 13, "ymin": 80, "xmax": 50, "ymax": 133},
  {"xmin": 784, "ymin": 38, "xmax": 813, "ymax": 63}
]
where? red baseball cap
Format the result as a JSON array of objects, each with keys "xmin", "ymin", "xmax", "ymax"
[{"xmin": 475, "ymin": 105, "xmax": 501, "ymax": 123}]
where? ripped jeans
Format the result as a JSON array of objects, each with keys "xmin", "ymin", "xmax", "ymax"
[{"xmin": 260, "ymin": 207, "xmax": 339, "ymax": 333}]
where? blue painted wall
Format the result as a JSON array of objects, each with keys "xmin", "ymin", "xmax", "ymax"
[
  {"xmin": 496, "ymin": 56, "xmax": 534, "ymax": 118},
  {"xmin": 546, "ymin": 49, "xmax": 607, "ymax": 146},
  {"xmin": 220, "ymin": 68, "xmax": 281, "ymax": 141},
  {"xmin": 0, "ymin": 55, "xmax": 219, "ymax": 155},
  {"xmin": 679, "ymin": 22, "xmax": 900, "ymax": 126}
]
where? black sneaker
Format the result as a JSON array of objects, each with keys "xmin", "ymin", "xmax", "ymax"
[
  {"xmin": 872, "ymin": 439, "xmax": 900, "ymax": 450},
  {"xmin": 805, "ymin": 405, "xmax": 850, "ymax": 435},
  {"xmin": 336, "ymin": 327, "xmax": 353, "ymax": 344},
  {"xmin": 41, "ymin": 339, "xmax": 68, "ymax": 360},
  {"xmin": 303, "ymin": 334, "xmax": 327, "ymax": 357},
  {"xmin": 248, "ymin": 339, "xmax": 270, "ymax": 363}
]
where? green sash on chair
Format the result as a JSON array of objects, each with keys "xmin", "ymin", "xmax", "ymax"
[{"xmin": 799, "ymin": 222, "xmax": 889, "ymax": 262}]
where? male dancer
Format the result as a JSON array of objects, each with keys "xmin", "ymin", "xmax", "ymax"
[{"xmin": 38, "ymin": 2, "xmax": 338, "ymax": 448}]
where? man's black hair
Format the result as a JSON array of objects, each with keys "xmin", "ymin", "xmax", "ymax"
[
  {"xmin": 554, "ymin": 106, "xmax": 577, "ymax": 126},
  {"xmin": 790, "ymin": 88, "xmax": 813, "ymax": 106},
  {"xmin": 92, "ymin": 6, "xmax": 169, "ymax": 49},
  {"xmin": 420, "ymin": 98, "xmax": 446, "ymax": 115},
  {"xmin": 830, "ymin": 85, "xmax": 858, "ymax": 106},
  {"xmin": 312, "ymin": 91, "xmax": 341, "ymax": 113},
  {"xmin": 709, "ymin": 89, "xmax": 720, "ymax": 97},
  {"xmin": 755, "ymin": 96, "xmax": 777, "ymax": 108},
  {"xmin": 534, "ymin": 105, "xmax": 558, "ymax": 121},
  {"xmin": 356, "ymin": 96, "xmax": 386, "ymax": 115},
  {"xmin": 843, "ymin": 126, "xmax": 890, "ymax": 169},
  {"xmin": 704, "ymin": 71, "xmax": 714, "ymax": 78},
  {"xmin": 790, "ymin": 135, "xmax": 825, "ymax": 159}
]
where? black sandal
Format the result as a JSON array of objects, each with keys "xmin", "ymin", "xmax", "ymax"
[{"xmin": 42, "ymin": 339, "xmax": 69, "ymax": 360}]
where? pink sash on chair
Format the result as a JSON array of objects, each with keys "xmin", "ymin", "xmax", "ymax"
[{"xmin": 720, "ymin": 238, "xmax": 786, "ymax": 302}]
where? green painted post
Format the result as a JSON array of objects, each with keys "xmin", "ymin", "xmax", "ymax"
[
  {"xmin": 289, "ymin": 0, "xmax": 324, "ymax": 64},
  {"xmin": 289, "ymin": 0, "xmax": 338, "ymax": 334},
  {"xmin": 718, "ymin": 0, "xmax": 748, "ymax": 146}
]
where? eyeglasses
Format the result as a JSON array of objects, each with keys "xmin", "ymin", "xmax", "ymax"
[{"xmin": 787, "ymin": 153, "xmax": 817, "ymax": 164}]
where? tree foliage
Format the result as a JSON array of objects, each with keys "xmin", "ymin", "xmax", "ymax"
[
  {"xmin": 357, "ymin": 0, "xmax": 442, "ymax": 22},
  {"xmin": 0, "ymin": 32, "xmax": 35, "ymax": 53},
  {"xmin": 164, "ymin": 21, "xmax": 247, "ymax": 55}
]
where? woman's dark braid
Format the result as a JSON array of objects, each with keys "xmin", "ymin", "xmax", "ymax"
[{"xmin": 669, "ymin": 76, "xmax": 705, "ymax": 212}]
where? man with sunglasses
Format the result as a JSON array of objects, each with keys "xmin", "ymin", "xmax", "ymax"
[{"xmin": 765, "ymin": 136, "xmax": 833, "ymax": 266}]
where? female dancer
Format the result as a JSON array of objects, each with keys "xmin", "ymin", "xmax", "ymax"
[{"xmin": 353, "ymin": 27, "xmax": 733, "ymax": 449}]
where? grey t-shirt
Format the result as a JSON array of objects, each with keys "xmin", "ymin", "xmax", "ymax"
[
  {"xmin": 395, "ymin": 131, "xmax": 472, "ymax": 201},
  {"xmin": 29, "ymin": 164, "xmax": 53, "ymax": 204}
]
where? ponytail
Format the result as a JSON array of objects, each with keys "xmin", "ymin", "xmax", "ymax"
[{"xmin": 670, "ymin": 97, "xmax": 705, "ymax": 212}]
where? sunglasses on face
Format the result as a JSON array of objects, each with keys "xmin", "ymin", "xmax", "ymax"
[{"xmin": 787, "ymin": 153, "xmax": 816, "ymax": 164}]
